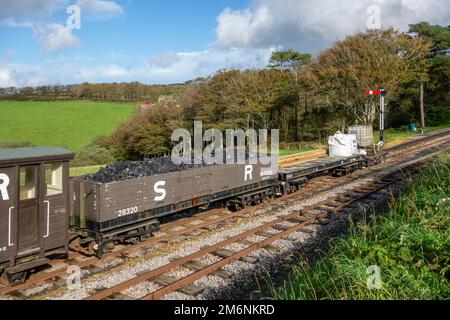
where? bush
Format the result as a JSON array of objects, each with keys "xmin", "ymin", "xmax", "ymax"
[
  {"xmin": 108, "ymin": 107, "xmax": 178, "ymax": 161},
  {"xmin": 71, "ymin": 144, "xmax": 116, "ymax": 167},
  {"xmin": 426, "ymin": 105, "xmax": 450, "ymax": 126},
  {"xmin": 0, "ymin": 141, "xmax": 35, "ymax": 149}
]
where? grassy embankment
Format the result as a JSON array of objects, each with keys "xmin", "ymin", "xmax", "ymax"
[{"xmin": 270, "ymin": 150, "xmax": 450, "ymax": 300}]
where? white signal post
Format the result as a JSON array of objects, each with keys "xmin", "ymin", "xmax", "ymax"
[
  {"xmin": 365, "ymin": 89, "xmax": 387, "ymax": 143},
  {"xmin": 380, "ymin": 89, "xmax": 386, "ymax": 143}
]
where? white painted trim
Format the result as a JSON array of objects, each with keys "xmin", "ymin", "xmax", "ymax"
[
  {"xmin": 8, "ymin": 206, "xmax": 14, "ymax": 246},
  {"xmin": 44, "ymin": 200, "xmax": 50, "ymax": 238}
]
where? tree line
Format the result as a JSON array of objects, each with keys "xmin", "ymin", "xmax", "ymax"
[
  {"xmin": 0, "ymin": 82, "xmax": 186, "ymax": 103},
  {"xmin": 103, "ymin": 23, "xmax": 449, "ymax": 161},
  {"xmin": 1, "ymin": 22, "xmax": 448, "ymax": 164}
]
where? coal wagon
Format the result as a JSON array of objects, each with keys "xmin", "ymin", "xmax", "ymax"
[{"xmin": 70, "ymin": 161, "xmax": 278, "ymax": 256}]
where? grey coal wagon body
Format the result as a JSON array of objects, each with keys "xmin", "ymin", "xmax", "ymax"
[
  {"xmin": 0, "ymin": 147, "xmax": 73, "ymax": 285},
  {"xmin": 69, "ymin": 162, "xmax": 278, "ymax": 256}
]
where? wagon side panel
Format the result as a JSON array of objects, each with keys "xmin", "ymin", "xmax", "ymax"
[
  {"xmin": 176, "ymin": 169, "xmax": 196, "ymax": 203},
  {"xmin": 142, "ymin": 172, "xmax": 178, "ymax": 211},
  {"xmin": 101, "ymin": 179, "xmax": 143, "ymax": 223}
]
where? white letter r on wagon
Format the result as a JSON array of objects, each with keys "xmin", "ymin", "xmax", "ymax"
[{"xmin": 0, "ymin": 173, "xmax": 10, "ymax": 201}]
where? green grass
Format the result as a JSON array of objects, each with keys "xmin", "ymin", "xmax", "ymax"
[
  {"xmin": 270, "ymin": 151, "xmax": 450, "ymax": 300},
  {"xmin": 0, "ymin": 100, "xmax": 135, "ymax": 152},
  {"xmin": 375, "ymin": 122, "xmax": 450, "ymax": 145}
]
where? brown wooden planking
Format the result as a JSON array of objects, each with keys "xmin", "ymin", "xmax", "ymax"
[{"xmin": 0, "ymin": 151, "xmax": 73, "ymax": 280}]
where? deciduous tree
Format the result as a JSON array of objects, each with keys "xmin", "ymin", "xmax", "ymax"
[{"xmin": 308, "ymin": 29, "xmax": 431, "ymax": 125}]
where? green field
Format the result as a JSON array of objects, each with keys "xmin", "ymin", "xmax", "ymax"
[{"xmin": 0, "ymin": 100, "xmax": 135, "ymax": 151}]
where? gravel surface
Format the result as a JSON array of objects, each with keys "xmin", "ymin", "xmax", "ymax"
[
  {"xmin": 44, "ymin": 263, "xmax": 68, "ymax": 273},
  {"xmin": 96, "ymin": 257, "xmax": 124, "ymax": 269},
  {"xmin": 20, "ymin": 282, "xmax": 53, "ymax": 296},
  {"xmin": 195, "ymin": 275, "xmax": 230, "ymax": 300},
  {"xmin": 122, "ymin": 281, "xmax": 162, "ymax": 299},
  {"xmin": 161, "ymin": 291, "xmax": 195, "ymax": 300},
  {"xmin": 165, "ymin": 266, "xmax": 194, "ymax": 279},
  {"xmin": 198, "ymin": 254, "xmax": 222, "ymax": 265}
]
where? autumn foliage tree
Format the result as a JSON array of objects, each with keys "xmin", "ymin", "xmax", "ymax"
[
  {"xmin": 104, "ymin": 27, "xmax": 443, "ymax": 162},
  {"xmin": 107, "ymin": 102, "xmax": 183, "ymax": 160},
  {"xmin": 308, "ymin": 29, "xmax": 431, "ymax": 125}
]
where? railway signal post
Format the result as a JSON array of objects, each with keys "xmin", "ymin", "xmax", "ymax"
[{"xmin": 365, "ymin": 89, "xmax": 387, "ymax": 143}]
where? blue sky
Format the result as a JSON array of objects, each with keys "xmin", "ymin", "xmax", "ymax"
[
  {"xmin": 0, "ymin": 0, "xmax": 448, "ymax": 87},
  {"xmin": 1, "ymin": 1, "xmax": 248, "ymax": 64}
]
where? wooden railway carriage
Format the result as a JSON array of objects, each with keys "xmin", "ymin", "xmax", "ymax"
[
  {"xmin": 70, "ymin": 161, "xmax": 278, "ymax": 256},
  {"xmin": 0, "ymin": 147, "xmax": 74, "ymax": 285}
]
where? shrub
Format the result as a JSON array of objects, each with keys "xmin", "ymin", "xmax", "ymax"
[
  {"xmin": 71, "ymin": 143, "xmax": 116, "ymax": 167},
  {"xmin": 108, "ymin": 106, "xmax": 179, "ymax": 160}
]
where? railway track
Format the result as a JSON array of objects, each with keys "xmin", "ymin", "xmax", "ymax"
[
  {"xmin": 1, "ymin": 128, "xmax": 449, "ymax": 299},
  {"xmin": 0, "ymin": 176, "xmax": 340, "ymax": 297},
  {"xmin": 87, "ymin": 149, "xmax": 445, "ymax": 300}
]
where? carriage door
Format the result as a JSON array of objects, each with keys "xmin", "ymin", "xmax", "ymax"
[
  {"xmin": 0, "ymin": 167, "xmax": 16, "ymax": 263},
  {"xmin": 42, "ymin": 162, "xmax": 65, "ymax": 247},
  {"xmin": 17, "ymin": 165, "xmax": 40, "ymax": 256}
]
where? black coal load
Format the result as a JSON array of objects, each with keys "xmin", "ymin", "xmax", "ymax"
[{"xmin": 85, "ymin": 150, "xmax": 265, "ymax": 183}]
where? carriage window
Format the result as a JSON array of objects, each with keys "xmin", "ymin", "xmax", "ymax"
[
  {"xmin": 45, "ymin": 163, "xmax": 63, "ymax": 196},
  {"xmin": 20, "ymin": 166, "xmax": 37, "ymax": 200}
]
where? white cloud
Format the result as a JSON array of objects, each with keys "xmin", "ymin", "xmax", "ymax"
[
  {"xmin": 76, "ymin": 0, "xmax": 124, "ymax": 18},
  {"xmin": 0, "ymin": 0, "xmax": 124, "ymax": 53},
  {"xmin": 0, "ymin": 67, "xmax": 18, "ymax": 87},
  {"xmin": 216, "ymin": 6, "xmax": 274, "ymax": 48},
  {"xmin": 1, "ymin": 47, "xmax": 275, "ymax": 87},
  {"xmin": 0, "ymin": 0, "xmax": 62, "ymax": 21},
  {"xmin": 33, "ymin": 24, "xmax": 82, "ymax": 53},
  {"xmin": 1, "ymin": 0, "xmax": 123, "ymax": 53},
  {"xmin": 98, "ymin": 65, "xmax": 129, "ymax": 77},
  {"xmin": 216, "ymin": 0, "xmax": 450, "ymax": 51},
  {"xmin": 0, "ymin": 18, "xmax": 34, "ymax": 28},
  {"xmin": 0, "ymin": 0, "xmax": 123, "ymax": 22},
  {"xmin": 145, "ymin": 48, "xmax": 274, "ymax": 80}
]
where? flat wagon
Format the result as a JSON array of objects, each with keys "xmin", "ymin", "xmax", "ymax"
[
  {"xmin": 279, "ymin": 155, "xmax": 367, "ymax": 193},
  {"xmin": 0, "ymin": 147, "xmax": 73, "ymax": 285}
]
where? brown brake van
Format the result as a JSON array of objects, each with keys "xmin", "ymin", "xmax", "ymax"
[{"xmin": 0, "ymin": 147, "xmax": 73, "ymax": 285}]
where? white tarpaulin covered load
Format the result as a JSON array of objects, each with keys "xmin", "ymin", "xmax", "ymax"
[{"xmin": 328, "ymin": 132, "xmax": 358, "ymax": 157}]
